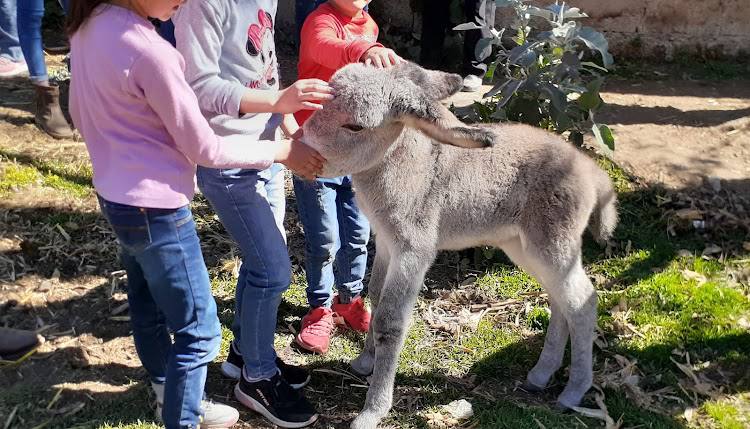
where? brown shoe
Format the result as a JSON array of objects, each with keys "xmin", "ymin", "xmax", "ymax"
[
  {"xmin": 35, "ymin": 83, "xmax": 74, "ymax": 139},
  {"xmin": 0, "ymin": 327, "xmax": 44, "ymax": 364}
]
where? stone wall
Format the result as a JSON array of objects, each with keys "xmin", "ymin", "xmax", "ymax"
[{"xmin": 277, "ymin": 0, "xmax": 750, "ymax": 59}]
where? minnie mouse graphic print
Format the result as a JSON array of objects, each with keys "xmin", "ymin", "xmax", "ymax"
[
  {"xmin": 173, "ymin": 0, "xmax": 283, "ymax": 142},
  {"xmin": 246, "ymin": 9, "xmax": 277, "ymax": 88}
]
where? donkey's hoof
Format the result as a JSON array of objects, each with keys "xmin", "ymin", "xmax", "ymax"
[
  {"xmin": 556, "ymin": 391, "xmax": 585, "ymax": 410},
  {"xmin": 350, "ymin": 412, "xmax": 381, "ymax": 429},
  {"xmin": 521, "ymin": 379, "xmax": 546, "ymax": 393}
]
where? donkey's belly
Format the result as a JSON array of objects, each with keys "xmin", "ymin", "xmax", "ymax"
[{"xmin": 437, "ymin": 225, "xmax": 520, "ymax": 251}]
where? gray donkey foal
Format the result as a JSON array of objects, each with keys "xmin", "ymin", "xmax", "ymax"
[{"xmin": 302, "ymin": 62, "xmax": 618, "ymax": 429}]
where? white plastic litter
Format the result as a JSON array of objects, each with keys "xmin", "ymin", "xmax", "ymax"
[{"xmin": 442, "ymin": 399, "xmax": 473, "ymax": 420}]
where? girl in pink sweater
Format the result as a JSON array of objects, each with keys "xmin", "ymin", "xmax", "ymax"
[{"xmin": 67, "ymin": 1, "xmax": 330, "ymax": 427}]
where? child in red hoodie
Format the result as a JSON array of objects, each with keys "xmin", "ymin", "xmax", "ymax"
[{"xmin": 293, "ymin": 0, "xmax": 402, "ymax": 354}]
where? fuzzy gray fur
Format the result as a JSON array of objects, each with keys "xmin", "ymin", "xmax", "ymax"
[{"xmin": 302, "ymin": 62, "xmax": 618, "ymax": 429}]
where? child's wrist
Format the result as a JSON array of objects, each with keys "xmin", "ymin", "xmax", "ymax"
[{"xmin": 273, "ymin": 139, "xmax": 292, "ymax": 162}]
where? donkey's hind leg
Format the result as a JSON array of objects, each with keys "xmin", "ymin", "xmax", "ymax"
[
  {"xmin": 553, "ymin": 257, "xmax": 596, "ymax": 408},
  {"xmin": 500, "ymin": 237, "xmax": 570, "ymax": 391}
]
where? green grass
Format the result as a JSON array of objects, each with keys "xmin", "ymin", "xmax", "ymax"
[
  {"xmin": 0, "ymin": 163, "xmax": 41, "ymax": 193},
  {"xmin": 0, "ymin": 159, "xmax": 93, "ymax": 198},
  {"xmin": 1, "ymin": 149, "xmax": 749, "ymax": 428},
  {"xmin": 703, "ymin": 399, "xmax": 749, "ymax": 429}
]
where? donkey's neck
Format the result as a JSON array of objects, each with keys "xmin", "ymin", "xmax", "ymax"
[
  {"xmin": 352, "ymin": 128, "xmax": 440, "ymax": 230},
  {"xmin": 355, "ymin": 128, "xmax": 435, "ymax": 187}
]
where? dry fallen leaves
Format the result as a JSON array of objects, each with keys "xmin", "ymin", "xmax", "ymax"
[{"xmin": 572, "ymin": 393, "xmax": 622, "ymax": 429}]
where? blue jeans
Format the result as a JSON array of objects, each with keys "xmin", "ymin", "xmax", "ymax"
[
  {"xmin": 0, "ymin": 0, "xmax": 23, "ymax": 62},
  {"xmin": 98, "ymin": 196, "xmax": 221, "ymax": 429},
  {"xmin": 293, "ymin": 176, "xmax": 370, "ymax": 308},
  {"xmin": 196, "ymin": 164, "xmax": 289, "ymax": 380},
  {"xmin": 16, "ymin": 0, "xmax": 68, "ymax": 82}
]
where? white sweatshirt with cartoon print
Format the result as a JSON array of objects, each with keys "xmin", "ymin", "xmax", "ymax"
[{"xmin": 174, "ymin": 0, "xmax": 282, "ymax": 145}]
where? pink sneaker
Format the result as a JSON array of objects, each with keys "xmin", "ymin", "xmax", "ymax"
[
  {"xmin": 0, "ymin": 57, "xmax": 28, "ymax": 78},
  {"xmin": 332, "ymin": 295, "xmax": 370, "ymax": 333},
  {"xmin": 296, "ymin": 307, "xmax": 335, "ymax": 354}
]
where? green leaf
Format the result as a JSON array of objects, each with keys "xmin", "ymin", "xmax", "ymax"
[
  {"xmin": 508, "ymin": 42, "xmax": 539, "ymax": 67},
  {"xmin": 540, "ymin": 83, "xmax": 567, "ymax": 113},
  {"xmin": 592, "ymin": 123, "xmax": 615, "ymax": 152},
  {"xmin": 581, "ymin": 61, "xmax": 609, "ymax": 73},
  {"xmin": 486, "ymin": 62, "xmax": 497, "ymax": 80},
  {"xmin": 575, "ymin": 27, "xmax": 614, "ymax": 67},
  {"xmin": 510, "ymin": 97, "xmax": 543, "ymax": 126},
  {"xmin": 475, "ymin": 37, "xmax": 494, "ymax": 62},
  {"xmin": 569, "ymin": 131, "xmax": 584, "ymax": 147},
  {"xmin": 497, "ymin": 79, "xmax": 526, "ymax": 107},
  {"xmin": 525, "ymin": 6, "xmax": 554, "ymax": 20},
  {"xmin": 547, "ymin": 4, "xmax": 588, "ymax": 19},
  {"xmin": 551, "ymin": 21, "xmax": 577, "ymax": 40},
  {"xmin": 578, "ymin": 78, "xmax": 604, "ymax": 111},
  {"xmin": 453, "ymin": 22, "xmax": 485, "ymax": 31},
  {"xmin": 494, "ymin": 0, "xmax": 516, "ymax": 8}
]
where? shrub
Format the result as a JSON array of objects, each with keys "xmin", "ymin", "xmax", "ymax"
[{"xmin": 455, "ymin": 0, "xmax": 615, "ymax": 153}]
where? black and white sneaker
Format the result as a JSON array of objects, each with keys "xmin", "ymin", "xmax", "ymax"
[
  {"xmin": 220, "ymin": 342, "xmax": 245, "ymax": 380},
  {"xmin": 234, "ymin": 372, "xmax": 318, "ymax": 428},
  {"xmin": 222, "ymin": 343, "xmax": 311, "ymax": 389},
  {"xmin": 276, "ymin": 358, "xmax": 311, "ymax": 389}
]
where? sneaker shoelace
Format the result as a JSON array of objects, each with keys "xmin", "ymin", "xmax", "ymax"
[{"xmin": 304, "ymin": 314, "xmax": 334, "ymax": 336}]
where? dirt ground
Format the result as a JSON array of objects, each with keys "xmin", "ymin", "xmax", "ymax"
[
  {"xmin": 1, "ymin": 52, "xmax": 749, "ymax": 428},
  {"xmin": 447, "ymin": 78, "xmax": 750, "ymax": 197}
]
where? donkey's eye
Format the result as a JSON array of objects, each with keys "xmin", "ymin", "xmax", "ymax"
[{"xmin": 342, "ymin": 124, "xmax": 365, "ymax": 132}]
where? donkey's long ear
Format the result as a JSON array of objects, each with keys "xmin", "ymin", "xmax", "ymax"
[
  {"xmin": 392, "ymin": 84, "xmax": 495, "ymax": 149},
  {"xmin": 391, "ymin": 62, "xmax": 463, "ymax": 100}
]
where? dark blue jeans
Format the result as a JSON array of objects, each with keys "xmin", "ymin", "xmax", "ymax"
[
  {"xmin": 196, "ymin": 164, "xmax": 289, "ymax": 380},
  {"xmin": 16, "ymin": 0, "xmax": 67, "ymax": 83},
  {"xmin": 293, "ymin": 176, "xmax": 370, "ymax": 308},
  {"xmin": 98, "ymin": 196, "xmax": 221, "ymax": 429},
  {"xmin": 0, "ymin": 0, "xmax": 23, "ymax": 62}
]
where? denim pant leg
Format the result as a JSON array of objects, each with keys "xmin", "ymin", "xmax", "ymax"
[
  {"xmin": 120, "ymin": 248, "xmax": 172, "ymax": 385},
  {"xmin": 196, "ymin": 164, "xmax": 290, "ymax": 380},
  {"xmin": 98, "ymin": 197, "xmax": 221, "ymax": 429},
  {"xmin": 293, "ymin": 176, "xmax": 341, "ymax": 308},
  {"xmin": 16, "ymin": 0, "xmax": 46, "ymax": 83},
  {"xmin": 0, "ymin": 0, "xmax": 24, "ymax": 62},
  {"xmin": 263, "ymin": 164, "xmax": 287, "ymax": 241},
  {"xmin": 333, "ymin": 176, "xmax": 370, "ymax": 301}
]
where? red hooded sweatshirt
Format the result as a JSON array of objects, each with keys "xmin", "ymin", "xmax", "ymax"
[{"xmin": 295, "ymin": 3, "xmax": 382, "ymax": 125}]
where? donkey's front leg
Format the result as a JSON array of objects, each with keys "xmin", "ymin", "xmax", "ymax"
[
  {"xmin": 351, "ymin": 250, "xmax": 433, "ymax": 429},
  {"xmin": 352, "ymin": 238, "xmax": 390, "ymax": 377}
]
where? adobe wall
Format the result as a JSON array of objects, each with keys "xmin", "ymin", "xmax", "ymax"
[{"xmin": 277, "ymin": 0, "xmax": 750, "ymax": 59}]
